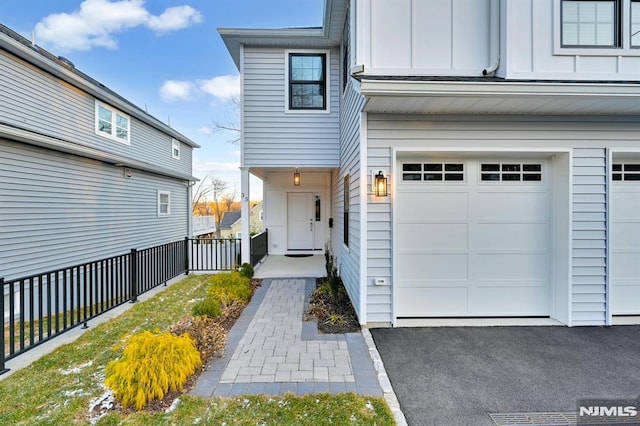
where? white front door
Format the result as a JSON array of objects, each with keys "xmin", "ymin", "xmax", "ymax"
[
  {"xmin": 611, "ymin": 162, "xmax": 640, "ymax": 315},
  {"xmin": 287, "ymin": 192, "xmax": 314, "ymax": 250}
]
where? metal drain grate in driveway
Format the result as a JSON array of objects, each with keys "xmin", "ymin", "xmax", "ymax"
[{"xmin": 490, "ymin": 412, "xmax": 640, "ymax": 425}]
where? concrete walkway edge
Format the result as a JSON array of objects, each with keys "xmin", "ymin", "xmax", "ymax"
[{"xmin": 362, "ymin": 328, "xmax": 409, "ymax": 426}]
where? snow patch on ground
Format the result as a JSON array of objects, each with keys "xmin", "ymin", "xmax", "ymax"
[{"xmin": 60, "ymin": 360, "xmax": 93, "ymax": 375}]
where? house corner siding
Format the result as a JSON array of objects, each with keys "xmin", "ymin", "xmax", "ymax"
[
  {"xmin": 333, "ymin": 78, "xmax": 366, "ymax": 323},
  {"xmin": 571, "ymin": 148, "xmax": 608, "ymax": 326},
  {"xmin": 366, "ymin": 145, "xmax": 392, "ymax": 324}
]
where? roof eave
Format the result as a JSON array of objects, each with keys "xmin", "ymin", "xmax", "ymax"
[
  {"xmin": 219, "ymin": 27, "xmax": 329, "ymax": 69},
  {"xmin": 359, "ymin": 79, "xmax": 640, "ymax": 115},
  {"xmin": 0, "ymin": 28, "xmax": 200, "ymax": 149}
]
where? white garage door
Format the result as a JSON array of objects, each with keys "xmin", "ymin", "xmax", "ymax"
[
  {"xmin": 611, "ymin": 163, "xmax": 640, "ymax": 315},
  {"xmin": 396, "ymin": 158, "xmax": 551, "ymax": 317}
]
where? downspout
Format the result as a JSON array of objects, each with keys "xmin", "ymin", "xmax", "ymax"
[{"xmin": 482, "ymin": 0, "xmax": 500, "ymax": 76}]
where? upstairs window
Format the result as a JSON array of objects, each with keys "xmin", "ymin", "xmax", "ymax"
[
  {"xmin": 632, "ymin": 0, "xmax": 640, "ymax": 46},
  {"xmin": 95, "ymin": 100, "xmax": 130, "ymax": 144},
  {"xmin": 172, "ymin": 139, "xmax": 180, "ymax": 159},
  {"xmin": 561, "ymin": 0, "xmax": 620, "ymax": 47},
  {"xmin": 287, "ymin": 52, "xmax": 327, "ymax": 111}
]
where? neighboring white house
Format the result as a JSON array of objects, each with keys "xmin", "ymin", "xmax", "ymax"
[
  {"xmin": 220, "ymin": 0, "xmax": 640, "ymax": 327},
  {"xmin": 0, "ymin": 23, "xmax": 199, "ymax": 280}
]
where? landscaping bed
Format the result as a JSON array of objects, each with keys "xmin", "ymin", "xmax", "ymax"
[
  {"xmin": 0, "ymin": 272, "xmax": 394, "ymax": 425},
  {"xmin": 306, "ymin": 278, "xmax": 360, "ymax": 334}
]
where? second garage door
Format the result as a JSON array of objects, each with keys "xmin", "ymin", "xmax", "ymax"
[
  {"xmin": 611, "ymin": 162, "xmax": 640, "ymax": 315},
  {"xmin": 396, "ymin": 158, "xmax": 551, "ymax": 317}
]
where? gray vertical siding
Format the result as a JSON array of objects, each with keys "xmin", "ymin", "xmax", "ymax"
[
  {"xmin": 242, "ymin": 47, "xmax": 340, "ymax": 167},
  {"xmin": 571, "ymin": 148, "xmax": 608, "ymax": 325},
  {"xmin": 333, "ymin": 74, "xmax": 366, "ymax": 322},
  {"xmin": 1, "ymin": 139, "xmax": 189, "ymax": 280},
  {"xmin": 0, "ymin": 50, "xmax": 193, "ymax": 176}
]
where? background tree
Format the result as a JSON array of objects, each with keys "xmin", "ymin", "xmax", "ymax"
[
  {"xmin": 209, "ymin": 96, "xmax": 240, "ymax": 145},
  {"xmin": 192, "ymin": 174, "xmax": 238, "ymax": 237}
]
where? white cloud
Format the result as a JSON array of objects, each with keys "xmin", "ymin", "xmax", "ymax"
[
  {"xmin": 147, "ymin": 6, "xmax": 202, "ymax": 33},
  {"xmin": 35, "ymin": 0, "xmax": 202, "ymax": 52},
  {"xmin": 159, "ymin": 80, "xmax": 195, "ymax": 102},
  {"xmin": 198, "ymin": 75, "xmax": 240, "ymax": 101}
]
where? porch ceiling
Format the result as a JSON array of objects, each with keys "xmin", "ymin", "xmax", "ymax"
[
  {"xmin": 248, "ymin": 167, "xmax": 336, "ymax": 180},
  {"xmin": 359, "ymin": 79, "xmax": 640, "ymax": 116}
]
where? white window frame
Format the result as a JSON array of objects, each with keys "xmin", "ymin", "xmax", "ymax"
[
  {"xmin": 554, "ymin": 0, "xmax": 640, "ymax": 55},
  {"xmin": 157, "ymin": 190, "xmax": 171, "ymax": 217},
  {"xmin": 171, "ymin": 139, "xmax": 180, "ymax": 160},
  {"xmin": 284, "ymin": 49, "xmax": 331, "ymax": 114},
  {"xmin": 95, "ymin": 100, "xmax": 130, "ymax": 144}
]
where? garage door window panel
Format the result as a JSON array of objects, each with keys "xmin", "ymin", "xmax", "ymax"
[
  {"xmin": 481, "ymin": 163, "xmax": 542, "ymax": 182},
  {"xmin": 613, "ymin": 163, "xmax": 640, "ymax": 181},
  {"xmin": 402, "ymin": 162, "xmax": 465, "ymax": 182}
]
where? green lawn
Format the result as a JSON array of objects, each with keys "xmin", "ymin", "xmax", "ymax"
[{"xmin": 0, "ymin": 275, "xmax": 394, "ymax": 425}]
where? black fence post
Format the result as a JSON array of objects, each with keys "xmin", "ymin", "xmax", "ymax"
[
  {"xmin": 0, "ymin": 277, "xmax": 8, "ymax": 374},
  {"xmin": 130, "ymin": 249, "xmax": 138, "ymax": 303},
  {"xmin": 184, "ymin": 237, "xmax": 190, "ymax": 275}
]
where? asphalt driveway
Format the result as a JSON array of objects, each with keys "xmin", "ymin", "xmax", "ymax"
[{"xmin": 370, "ymin": 326, "xmax": 640, "ymax": 426}]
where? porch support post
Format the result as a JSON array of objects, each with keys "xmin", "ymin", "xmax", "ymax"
[{"xmin": 240, "ymin": 167, "xmax": 251, "ymax": 265}]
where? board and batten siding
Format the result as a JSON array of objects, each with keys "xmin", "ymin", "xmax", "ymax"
[
  {"xmin": 333, "ymin": 76, "xmax": 366, "ymax": 322},
  {"xmin": 0, "ymin": 50, "xmax": 192, "ymax": 175},
  {"xmin": 571, "ymin": 148, "xmax": 608, "ymax": 325},
  {"xmin": 1, "ymin": 139, "xmax": 189, "ymax": 280},
  {"xmin": 355, "ymin": 0, "xmax": 491, "ymax": 76},
  {"xmin": 365, "ymin": 114, "xmax": 637, "ymax": 325},
  {"xmin": 242, "ymin": 47, "xmax": 340, "ymax": 167},
  {"xmin": 502, "ymin": 0, "xmax": 640, "ymax": 80}
]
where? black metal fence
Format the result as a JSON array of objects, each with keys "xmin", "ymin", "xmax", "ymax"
[
  {"xmin": 188, "ymin": 237, "xmax": 241, "ymax": 271},
  {"xmin": 251, "ymin": 229, "xmax": 268, "ymax": 267},
  {"xmin": 1, "ymin": 237, "xmax": 246, "ymax": 374}
]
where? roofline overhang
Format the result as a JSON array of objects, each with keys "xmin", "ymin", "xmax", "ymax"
[
  {"xmin": 359, "ymin": 79, "xmax": 640, "ymax": 115},
  {"xmin": 0, "ymin": 122, "xmax": 198, "ymax": 182},
  {"xmin": 218, "ymin": 0, "xmax": 346, "ymax": 69},
  {"xmin": 0, "ymin": 28, "xmax": 200, "ymax": 148}
]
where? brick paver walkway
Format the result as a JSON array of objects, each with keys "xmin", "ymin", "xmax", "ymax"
[{"xmin": 191, "ymin": 278, "xmax": 382, "ymax": 397}]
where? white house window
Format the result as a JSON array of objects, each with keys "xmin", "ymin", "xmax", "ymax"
[
  {"xmin": 172, "ymin": 139, "xmax": 180, "ymax": 159},
  {"xmin": 259, "ymin": 210, "xmax": 264, "ymax": 221},
  {"xmin": 632, "ymin": 0, "xmax": 640, "ymax": 46},
  {"xmin": 158, "ymin": 191, "xmax": 170, "ymax": 216},
  {"xmin": 561, "ymin": 0, "xmax": 620, "ymax": 47},
  {"xmin": 95, "ymin": 100, "xmax": 130, "ymax": 144},
  {"xmin": 287, "ymin": 52, "xmax": 327, "ymax": 111}
]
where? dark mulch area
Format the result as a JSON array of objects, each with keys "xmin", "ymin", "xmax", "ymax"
[{"xmin": 306, "ymin": 278, "xmax": 360, "ymax": 334}]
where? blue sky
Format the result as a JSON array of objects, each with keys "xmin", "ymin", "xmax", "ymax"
[{"xmin": 2, "ymin": 0, "xmax": 324, "ymax": 200}]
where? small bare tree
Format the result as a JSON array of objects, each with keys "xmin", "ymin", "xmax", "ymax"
[
  {"xmin": 192, "ymin": 175, "xmax": 238, "ymax": 237},
  {"xmin": 209, "ymin": 96, "xmax": 240, "ymax": 145}
]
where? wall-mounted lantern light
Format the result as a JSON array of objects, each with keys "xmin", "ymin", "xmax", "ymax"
[
  {"xmin": 374, "ymin": 170, "xmax": 388, "ymax": 197},
  {"xmin": 293, "ymin": 168, "xmax": 301, "ymax": 186}
]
